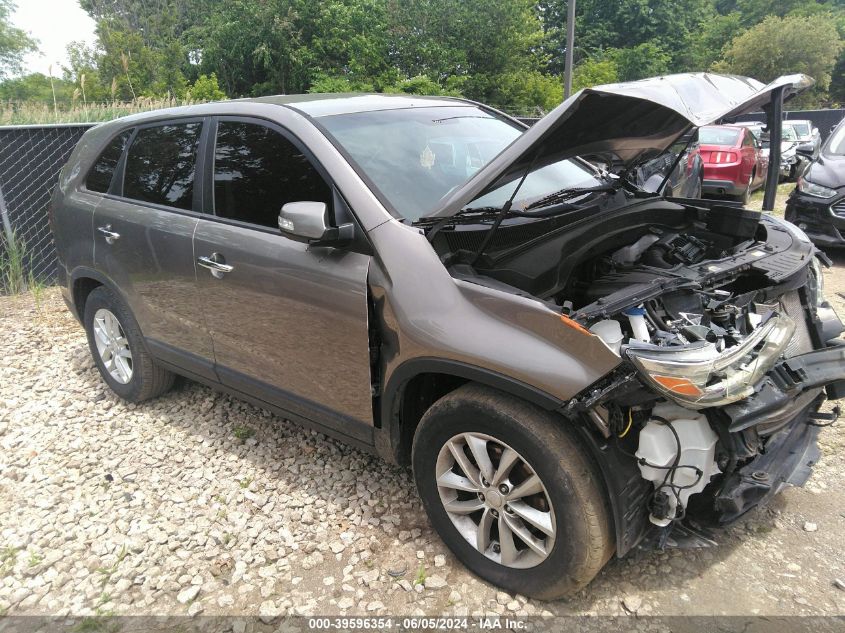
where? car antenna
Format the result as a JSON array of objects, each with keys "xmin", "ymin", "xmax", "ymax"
[{"xmin": 468, "ymin": 147, "xmax": 543, "ymax": 267}]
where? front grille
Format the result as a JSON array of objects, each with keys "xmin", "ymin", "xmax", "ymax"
[
  {"xmin": 780, "ymin": 290, "xmax": 814, "ymax": 357},
  {"xmin": 832, "ymin": 200, "xmax": 845, "ymax": 218}
]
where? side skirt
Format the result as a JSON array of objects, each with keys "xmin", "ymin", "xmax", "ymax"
[{"xmin": 148, "ymin": 341, "xmax": 377, "ymax": 455}]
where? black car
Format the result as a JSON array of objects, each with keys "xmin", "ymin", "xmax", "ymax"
[{"xmin": 786, "ymin": 117, "xmax": 845, "ymax": 248}]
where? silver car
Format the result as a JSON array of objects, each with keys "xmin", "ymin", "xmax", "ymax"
[{"xmin": 50, "ymin": 72, "xmax": 845, "ymax": 599}]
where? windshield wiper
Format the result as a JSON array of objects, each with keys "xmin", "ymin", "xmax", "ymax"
[{"xmin": 522, "ymin": 182, "xmax": 622, "ymax": 211}]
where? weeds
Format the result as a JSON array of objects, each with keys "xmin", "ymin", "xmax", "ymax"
[
  {"xmin": 28, "ymin": 270, "xmax": 46, "ymax": 310},
  {"xmin": 27, "ymin": 551, "xmax": 43, "ymax": 567},
  {"xmin": 0, "ymin": 96, "xmax": 214, "ymax": 126},
  {"xmin": 414, "ymin": 563, "xmax": 426, "ymax": 586},
  {"xmin": 1, "ymin": 546, "xmax": 19, "ymax": 573},
  {"xmin": 233, "ymin": 426, "xmax": 255, "ymax": 443},
  {"xmin": 0, "ymin": 229, "xmax": 26, "ymax": 295}
]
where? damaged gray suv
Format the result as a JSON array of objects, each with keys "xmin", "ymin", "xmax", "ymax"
[{"xmin": 51, "ymin": 72, "xmax": 845, "ymax": 599}]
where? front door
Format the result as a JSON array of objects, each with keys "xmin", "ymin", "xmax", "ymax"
[
  {"xmin": 93, "ymin": 119, "xmax": 216, "ymax": 380},
  {"xmin": 193, "ymin": 118, "xmax": 373, "ymax": 440}
]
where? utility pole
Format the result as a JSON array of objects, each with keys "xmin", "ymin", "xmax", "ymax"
[{"xmin": 564, "ymin": 0, "xmax": 576, "ymax": 98}]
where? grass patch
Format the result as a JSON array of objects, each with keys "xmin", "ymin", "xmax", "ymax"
[
  {"xmin": 0, "ymin": 228, "xmax": 27, "ymax": 295},
  {"xmin": 233, "ymin": 426, "xmax": 255, "ymax": 443},
  {"xmin": 414, "ymin": 563, "xmax": 426, "ymax": 586},
  {"xmin": 0, "ymin": 97, "xmax": 217, "ymax": 126},
  {"xmin": 747, "ymin": 182, "xmax": 794, "ymax": 217},
  {"xmin": 1, "ymin": 546, "xmax": 19, "ymax": 574}
]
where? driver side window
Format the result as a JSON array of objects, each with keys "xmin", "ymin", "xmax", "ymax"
[{"xmin": 213, "ymin": 120, "xmax": 331, "ymax": 228}]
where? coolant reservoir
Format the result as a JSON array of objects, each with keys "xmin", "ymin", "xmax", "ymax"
[
  {"xmin": 589, "ymin": 319, "xmax": 623, "ymax": 354},
  {"xmin": 636, "ymin": 402, "xmax": 721, "ymax": 526}
]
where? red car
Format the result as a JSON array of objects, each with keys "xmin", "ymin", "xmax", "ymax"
[{"xmin": 700, "ymin": 125, "xmax": 768, "ymax": 203}]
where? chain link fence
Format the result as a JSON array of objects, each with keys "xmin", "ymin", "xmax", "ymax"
[{"xmin": 0, "ymin": 124, "xmax": 94, "ymax": 293}]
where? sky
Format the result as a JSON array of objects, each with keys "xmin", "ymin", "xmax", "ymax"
[{"xmin": 11, "ymin": 0, "xmax": 98, "ymax": 76}]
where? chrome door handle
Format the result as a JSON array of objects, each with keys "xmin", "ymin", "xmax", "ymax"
[
  {"xmin": 97, "ymin": 225, "xmax": 120, "ymax": 244},
  {"xmin": 197, "ymin": 254, "xmax": 234, "ymax": 278}
]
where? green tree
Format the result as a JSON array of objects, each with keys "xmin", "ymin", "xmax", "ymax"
[
  {"xmin": 186, "ymin": 73, "xmax": 226, "ymax": 100},
  {"xmin": 610, "ymin": 41, "xmax": 671, "ymax": 82},
  {"xmin": 0, "ymin": 72, "xmax": 73, "ymax": 103},
  {"xmin": 683, "ymin": 11, "xmax": 745, "ymax": 71},
  {"xmin": 716, "ymin": 14, "xmax": 843, "ymax": 101},
  {"xmin": 572, "ymin": 57, "xmax": 619, "ymax": 91},
  {"xmin": 543, "ymin": 0, "xmax": 712, "ymax": 72},
  {"xmin": 0, "ymin": 0, "xmax": 38, "ymax": 79}
]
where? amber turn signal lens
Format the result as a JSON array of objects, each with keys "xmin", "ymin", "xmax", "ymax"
[{"xmin": 651, "ymin": 375, "xmax": 704, "ymax": 397}]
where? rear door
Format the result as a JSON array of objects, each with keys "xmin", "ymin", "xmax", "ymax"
[
  {"xmin": 193, "ymin": 117, "xmax": 373, "ymax": 440},
  {"xmin": 92, "ymin": 119, "xmax": 216, "ymax": 380}
]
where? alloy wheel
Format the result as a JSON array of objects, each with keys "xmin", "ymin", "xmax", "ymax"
[
  {"xmin": 435, "ymin": 432, "xmax": 556, "ymax": 569},
  {"xmin": 92, "ymin": 308, "xmax": 133, "ymax": 384}
]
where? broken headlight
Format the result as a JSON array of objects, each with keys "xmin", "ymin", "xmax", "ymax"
[{"xmin": 626, "ymin": 313, "xmax": 795, "ymax": 408}]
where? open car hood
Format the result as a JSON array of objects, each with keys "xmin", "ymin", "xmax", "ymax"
[{"xmin": 431, "ymin": 72, "xmax": 813, "ymax": 218}]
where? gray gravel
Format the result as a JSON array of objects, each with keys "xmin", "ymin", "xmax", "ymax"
[{"xmin": 1, "ymin": 257, "xmax": 845, "ymax": 617}]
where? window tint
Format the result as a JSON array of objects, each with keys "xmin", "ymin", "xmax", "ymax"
[
  {"xmin": 699, "ymin": 126, "xmax": 741, "ymax": 146},
  {"xmin": 123, "ymin": 122, "xmax": 202, "ymax": 210},
  {"xmin": 213, "ymin": 121, "xmax": 331, "ymax": 227},
  {"xmin": 86, "ymin": 130, "xmax": 132, "ymax": 193}
]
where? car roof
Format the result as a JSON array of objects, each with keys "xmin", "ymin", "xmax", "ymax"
[
  {"xmin": 88, "ymin": 93, "xmax": 482, "ymax": 132},
  {"xmin": 245, "ymin": 93, "xmax": 474, "ymax": 117}
]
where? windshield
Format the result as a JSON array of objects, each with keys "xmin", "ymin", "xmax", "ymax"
[
  {"xmin": 699, "ymin": 126, "xmax": 741, "ymax": 145},
  {"xmin": 782, "ymin": 125, "xmax": 798, "ymax": 142},
  {"xmin": 470, "ymin": 159, "xmax": 602, "ymax": 211},
  {"xmin": 826, "ymin": 122, "xmax": 845, "ymax": 156},
  {"xmin": 319, "ymin": 106, "xmax": 601, "ymax": 221},
  {"xmin": 790, "ymin": 122, "xmax": 810, "ymax": 137},
  {"xmin": 319, "ymin": 106, "xmax": 523, "ymax": 221}
]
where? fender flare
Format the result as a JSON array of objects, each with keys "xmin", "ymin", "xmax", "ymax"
[
  {"xmin": 378, "ymin": 357, "xmax": 566, "ymax": 464},
  {"xmin": 68, "ymin": 266, "xmax": 129, "ymax": 319}
]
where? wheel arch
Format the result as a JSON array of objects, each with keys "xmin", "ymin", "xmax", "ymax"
[
  {"xmin": 69, "ymin": 267, "xmax": 124, "ymax": 322},
  {"xmin": 379, "ymin": 358, "xmax": 566, "ymax": 467}
]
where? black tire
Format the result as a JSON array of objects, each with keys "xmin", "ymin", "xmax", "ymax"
[
  {"xmin": 412, "ymin": 383, "xmax": 613, "ymax": 600},
  {"xmin": 737, "ymin": 170, "xmax": 754, "ymax": 205},
  {"xmin": 83, "ymin": 286, "xmax": 174, "ymax": 402}
]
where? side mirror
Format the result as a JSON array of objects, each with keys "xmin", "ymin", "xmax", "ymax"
[
  {"xmin": 278, "ymin": 201, "xmax": 354, "ymax": 247},
  {"xmin": 812, "ymin": 127, "xmax": 819, "ymax": 136}
]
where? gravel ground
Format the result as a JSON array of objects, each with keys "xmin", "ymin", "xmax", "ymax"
[{"xmin": 1, "ymin": 254, "xmax": 844, "ymax": 619}]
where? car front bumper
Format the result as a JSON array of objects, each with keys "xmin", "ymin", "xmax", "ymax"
[
  {"xmin": 713, "ymin": 342, "xmax": 845, "ymax": 523},
  {"xmin": 785, "ymin": 192, "xmax": 845, "ymax": 248}
]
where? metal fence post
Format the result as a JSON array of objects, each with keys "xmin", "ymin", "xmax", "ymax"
[{"xmin": 0, "ymin": 182, "xmax": 13, "ymax": 244}]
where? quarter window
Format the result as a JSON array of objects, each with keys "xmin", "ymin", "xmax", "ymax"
[
  {"xmin": 213, "ymin": 121, "xmax": 331, "ymax": 228},
  {"xmin": 123, "ymin": 122, "xmax": 202, "ymax": 210},
  {"xmin": 86, "ymin": 130, "xmax": 132, "ymax": 193}
]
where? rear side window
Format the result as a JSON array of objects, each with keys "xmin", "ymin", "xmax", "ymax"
[
  {"xmin": 123, "ymin": 122, "xmax": 202, "ymax": 210},
  {"xmin": 213, "ymin": 121, "xmax": 331, "ymax": 228},
  {"xmin": 86, "ymin": 131, "xmax": 132, "ymax": 193}
]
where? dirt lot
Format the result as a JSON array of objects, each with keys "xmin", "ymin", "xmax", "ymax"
[{"xmin": 1, "ymin": 243, "xmax": 844, "ymax": 619}]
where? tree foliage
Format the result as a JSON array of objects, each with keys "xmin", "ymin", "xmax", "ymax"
[
  {"xmin": 0, "ymin": 0, "xmax": 37, "ymax": 80},
  {"xmin": 716, "ymin": 14, "xmax": 843, "ymax": 100},
  {"xmin": 4, "ymin": 0, "xmax": 845, "ymax": 112}
]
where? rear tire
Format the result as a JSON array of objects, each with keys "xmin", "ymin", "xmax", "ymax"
[
  {"xmin": 412, "ymin": 383, "xmax": 613, "ymax": 599},
  {"xmin": 83, "ymin": 286, "xmax": 174, "ymax": 402},
  {"xmin": 737, "ymin": 170, "xmax": 754, "ymax": 205}
]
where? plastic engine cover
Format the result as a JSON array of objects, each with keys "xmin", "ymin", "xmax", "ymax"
[{"xmin": 636, "ymin": 402, "xmax": 721, "ymax": 526}]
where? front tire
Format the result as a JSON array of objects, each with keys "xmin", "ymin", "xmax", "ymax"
[
  {"xmin": 83, "ymin": 286, "xmax": 174, "ymax": 402},
  {"xmin": 412, "ymin": 384, "xmax": 613, "ymax": 599}
]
